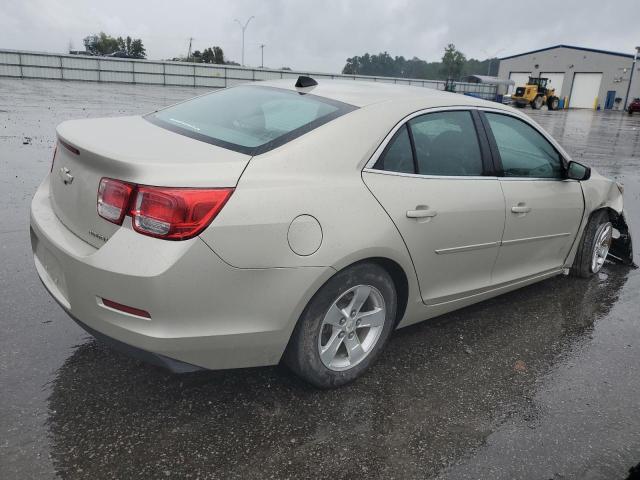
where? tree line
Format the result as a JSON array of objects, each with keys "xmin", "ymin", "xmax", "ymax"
[
  {"xmin": 342, "ymin": 44, "xmax": 498, "ymax": 80},
  {"xmin": 79, "ymin": 32, "xmax": 240, "ymax": 65},
  {"xmin": 78, "ymin": 34, "xmax": 495, "ymax": 79},
  {"xmin": 83, "ymin": 32, "xmax": 146, "ymax": 59},
  {"xmin": 170, "ymin": 47, "xmax": 239, "ymax": 65}
]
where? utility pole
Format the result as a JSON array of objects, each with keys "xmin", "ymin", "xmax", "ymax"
[
  {"xmin": 187, "ymin": 37, "xmax": 193, "ymax": 62},
  {"xmin": 259, "ymin": 44, "xmax": 265, "ymax": 68},
  {"xmin": 234, "ymin": 16, "xmax": 255, "ymax": 67},
  {"xmin": 623, "ymin": 46, "xmax": 640, "ymax": 110}
]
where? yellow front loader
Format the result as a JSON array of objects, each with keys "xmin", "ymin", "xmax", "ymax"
[{"xmin": 512, "ymin": 76, "xmax": 560, "ymax": 110}]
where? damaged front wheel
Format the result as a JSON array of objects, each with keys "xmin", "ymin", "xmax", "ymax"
[{"xmin": 572, "ymin": 210, "xmax": 635, "ymax": 277}]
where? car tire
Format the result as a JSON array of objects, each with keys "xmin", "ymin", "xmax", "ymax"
[
  {"xmin": 571, "ymin": 210, "xmax": 613, "ymax": 278},
  {"xmin": 284, "ymin": 262, "xmax": 397, "ymax": 388}
]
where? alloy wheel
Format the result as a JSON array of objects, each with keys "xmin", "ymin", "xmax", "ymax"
[
  {"xmin": 591, "ymin": 222, "xmax": 612, "ymax": 273},
  {"xmin": 317, "ymin": 284, "xmax": 386, "ymax": 371}
]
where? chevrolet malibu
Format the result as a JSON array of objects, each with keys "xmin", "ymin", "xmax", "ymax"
[{"xmin": 31, "ymin": 77, "xmax": 634, "ymax": 388}]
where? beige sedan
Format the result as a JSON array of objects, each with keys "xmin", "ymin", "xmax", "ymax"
[{"xmin": 30, "ymin": 77, "xmax": 633, "ymax": 387}]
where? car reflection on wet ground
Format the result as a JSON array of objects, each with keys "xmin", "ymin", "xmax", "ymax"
[{"xmin": 1, "ymin": 79, "xmax": 639, "ymax": 479}]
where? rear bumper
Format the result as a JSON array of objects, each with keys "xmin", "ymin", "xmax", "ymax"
[
  {"xmin": 30, "ymin": 178, "xmax": 334, "ymax": 371},
  {"xmin": 70, "ymin": 314, "xmax": 204, "ymax": 373}
]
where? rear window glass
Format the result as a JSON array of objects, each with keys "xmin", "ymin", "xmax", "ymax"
[
  {"xmin": 375, "ymin": 124, "xmax": 415, "ymax": 173},
  {"xmin": 146, "ymin": 85, "xmax": 356, "ymax": 155}
]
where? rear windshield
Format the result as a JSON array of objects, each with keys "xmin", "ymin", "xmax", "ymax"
[{"xmin": 146, "ymin": 85, "xmax": 356, "ymax": 155}]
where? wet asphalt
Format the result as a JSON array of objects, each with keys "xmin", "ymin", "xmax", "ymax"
[{"xmin": 1, "ymin": 79, "xmax": 640, "ymax": 480}]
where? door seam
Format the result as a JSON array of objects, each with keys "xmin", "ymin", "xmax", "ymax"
[
  {"xmin": 360, "ymin": 170, "xmax": 425, "ymax": 303},
  {"xmin": 489, "ymin": 179, "xmax": 508, "ymax": 284}
]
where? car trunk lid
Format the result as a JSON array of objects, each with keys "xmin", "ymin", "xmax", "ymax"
[{"xmin": 50, "ymin": 116, "xmax": 250, "ymax": 248}]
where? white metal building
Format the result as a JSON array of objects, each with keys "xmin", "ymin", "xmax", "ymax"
[{"xmin": 498, "ymin": 45, "xmax": 640, "ymax": 110}]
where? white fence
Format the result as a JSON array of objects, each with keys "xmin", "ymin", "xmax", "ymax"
[{"xmin": 0, "ymin": 49, "xmax": 498, "ymax": 100}]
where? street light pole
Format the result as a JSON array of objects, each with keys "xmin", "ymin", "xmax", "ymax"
[
  {"xmin": 623, "ymin": 46, "xmax": 640, "ymax": 110},
  {"xmin": 187, "ymin": 37, "xmax": 193, "ymax": 62},
  {"xmin": 259, "ymin": 44, "xmax": 265, "ymax": 68},
  {"xmin": 234, "ymin": 16, "xmax": 255, "ymax": 67}
]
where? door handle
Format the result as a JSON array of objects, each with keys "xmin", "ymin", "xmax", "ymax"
[
  {"xmin": 407, "ymin": 207, "xmax": 438, "ymax": 219},
  {"xmin": 511, "ymin": 203, "xmax": 531, "ymax": 214}
]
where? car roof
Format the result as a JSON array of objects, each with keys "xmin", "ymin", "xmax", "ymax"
[{"xmin": 257, "ymin": 78, "xmax": 502, "ymax": 110}]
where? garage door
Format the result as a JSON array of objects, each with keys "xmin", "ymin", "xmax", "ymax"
[
  {"xmin": 508, "ymin": 72, "xmax": 531, "ymax": 94},
  {"xmin": 569, "ymin": 73, "xmax": 602, "ymax": 109},
  {"xmin": 541, "ymin": 72, "xmax": 564, "ymax": 97}
]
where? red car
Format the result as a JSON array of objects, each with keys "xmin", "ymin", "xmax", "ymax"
[{"xmin": 629, "ymin": 98, "xmax": 640, "ymax": 115}]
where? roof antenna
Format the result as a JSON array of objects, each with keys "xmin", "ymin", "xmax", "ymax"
[{"xmin": 295, "ymin": 75, "xmax": 318, "ymax": 88}]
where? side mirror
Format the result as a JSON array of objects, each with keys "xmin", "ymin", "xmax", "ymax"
[{"xmin": 566, "ymin": 161, "xmax": 591, "ymax": 181}]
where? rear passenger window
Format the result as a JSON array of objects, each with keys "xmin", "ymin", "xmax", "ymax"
[
  {"xmin": 374, "ymin": 124, "xmax": 415, "ymax": 174},
  {"xmin": 409, "ymin": 111, "xmax": 483, "ymax": 176}
]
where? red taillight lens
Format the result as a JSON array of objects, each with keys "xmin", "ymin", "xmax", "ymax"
[
  {"xmin": 97, "ymin": 178, "xmax": 134, "ymax": 225},
  {"xmin": 131, "ymin": 186, "xmax": 233, "ymax": 240},
  {"xmin": 96, "ymin": 178, "xmax": 233, "ymax": 240}
]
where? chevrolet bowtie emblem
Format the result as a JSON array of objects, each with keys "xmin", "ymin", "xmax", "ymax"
[{"xmin": 59, "ymin": 167, "xmax": 74, "ymax": 185}]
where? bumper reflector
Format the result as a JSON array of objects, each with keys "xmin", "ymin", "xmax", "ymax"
[{"xmin": 102, "ymin": 298, "xmax": 151, "ymax": 319}]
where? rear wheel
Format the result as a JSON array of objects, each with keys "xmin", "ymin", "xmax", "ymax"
[
  {"xmin": 547, "ymin": 96, "xmax": 559, "ymax": 110},
  {"xmin": 284, "ymin": 262, "xmax": 397, "ymax": 388},
  {"xmin": 572, "ymin": 210, "xmax": 613, "ymax": 278}
]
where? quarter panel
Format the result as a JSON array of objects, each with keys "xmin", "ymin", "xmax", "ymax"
[{"xmin": 201, "ymin": 175, "xmax": 414, "ymax": 270}]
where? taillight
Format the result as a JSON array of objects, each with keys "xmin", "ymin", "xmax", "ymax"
[
  {"xmin": 98, "ymin": 178, "xmax": 134, "ymax": 225},
  {"xmin": 97, "ymin": 178, "xmax": 233, "ymax": 241},
  {"xmin": 131, "ymin": 186, "xmax": 233, "ymax": 240}
]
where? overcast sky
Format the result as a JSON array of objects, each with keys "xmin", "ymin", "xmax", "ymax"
[{"xmin": 2, "ymin": 0, "xmax": 639, "ymax": 72}]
